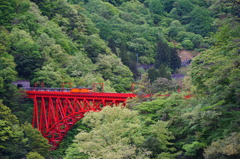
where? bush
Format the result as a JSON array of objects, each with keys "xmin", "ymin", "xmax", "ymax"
[
  {"xmin": 182, "ymin": 39, "xmax": 194, "ymax": 50},
  {"xmin": 204, "ymin": 133, "xmax": 240, "ymax": 159},
  {"xmin": 26, "ymin": 152, "xmax": 44, "ymax": 159}
]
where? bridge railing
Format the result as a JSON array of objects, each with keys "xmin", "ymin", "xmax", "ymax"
[{"xmin": 25, "ymin": 87, "xmax": 72, "ymax": 92}]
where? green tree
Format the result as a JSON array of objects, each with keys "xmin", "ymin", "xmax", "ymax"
[
  {"xmin": 102, "ymin": 0, "xmax": 131, "ymax": 6},
  {"xmin": 151, "ymin": 78, "xmax": 178, "ymax": 94},
  {"xmin": 0, "ymin": 101, "xmax": 51, "ymax": 159},
  {"xmin": 168, "ymin": 20, "xmax": 186, "ymax": 38},
  {"xmin": 148, "ymin": 65, "xmax": 171, "ymax": 83},
  {"xmin": 96, "ymin": 54, "xmax": 133, "ymax": 92},
  {"xmin": 66, "ymin": 53, "xmax": 96, "ymax": 77},
  {"xmin": 190, "ymin": 24, "xmax": 240, "ymax": 104},
  {"xmin": 84, "ymin": 34, "xmax": 112, "ymax": 62},
  {"xmin": 0, "ymin": 100, "xmax": 27, "ymax": 158},
  {"xmin": 175, "ymin": 0, "xmax": 194, "ymax": 17},
  {"xmin": 26, "ymin": 152, "xmax": 44, "ymax": 159},
  {"xmin": 148, "ymin": 121, "xmax": 179, "ymax": 159},
  {"xmin": 33, "ymin": 63, "xmax": 72, "ymax": 87},
  {"xmin": 131, "ymin": 94, "xmax": 183, "ymax": 158},
  {"xmin": 188, "ymin": 6, "xmax": 213, "ymax": 36},
  {"xmin": 0, "ymin": 0, "xmax": 30, "ymax": 29},
  {"xmin": 155, "ymin": 40, "xmax": 181, "ymax": 71},
  {"xmin": 0, "ymin": 27, "xmax": 17, "ymax": 90},
  {"xmin": 65, "ymin": 106, "xmax": 151, "ymax": 159},
  {"xmin": 10, "ymin": 28, "xmax": 43, "ymax": 78},
  {"xmin": 22, "ymin": 123, "xmax": 51, "ymax": 157},
  {"xmin": 182, "ymin": 39, "xmax": 194, "ymax": 50},
  {"xmin": 162, "ymin": 0, "xmax": 175, "ymax": 13},
  {"xmin": 149, "ymin": 0, "xmax": 164, "ymax": 15},
  {"xmin": 204, "ymin": 132, "xmax": 240, "ymax": 159}
]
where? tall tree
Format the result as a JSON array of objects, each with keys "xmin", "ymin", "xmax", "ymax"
[
  {"xmin": 188, "ymin": 6, "xmax": 213, "ymax": 36},
  {"xmin": 155, "ymin": 41, "xmax": 181, "ymax": 71},
  {"xmin": 96, "ymin": 54, "xmax": 133, "ymax": 92},
  {"xmin": 65, "ymin": 106, "xmax": 151, "ymax": 159},
  {"xmin": 10, "ymin": 28, "xmax": 43, "ymax": 78}
]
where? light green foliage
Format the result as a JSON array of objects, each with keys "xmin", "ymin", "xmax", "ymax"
[
  {"xmin": 65, "ymin": 143, "xmax": 88, "ymax": 159},
  {"xmin": 96, "ymin": 54, "xmax": 133, "ymax": 92},
  {"xmin": 120, "ymin": 0, "xmax": 149, "ymax": 17},
  {"xmin": 66, "ymin": 53, "xmax": 96, "ymax": 77},
  {"xmin": 130, "ymin": 93, "xmax": 182, "ymax": 158},
  {"xmin": 127, "ymin": 37, "xmax": 155, "ymax": 61},
  {"xmin": 33, "ymin": 63, "xmax": 72, "ymax": 87},
  {"xmin": 177, "ymin": 31, "xmax": 205, "ymax": 49},
  {"xmin": 44, "ymin": 21, "xmax": 78, "ymax": 54},
  {"xmin": 151, "ymin": 121, "xmax": 180, "ymax": 159},
  {"xmin": 192, "ymin": 34, "xmax": 204, "ymax": 48},
  {"xmin": 133, "ymin": 93, "xmax": 183, "ymax": 124},
  {"xmin": 14, "ymin": 5, "xmax": 44, "ymax": 34},
  {"xmin": 0, "ymin": 27, "xmax": 17, "ymax": 87},
  {"xmin": 183, "ymin": 141, "xmax": 206, "ymax": 156},
  {"xmin": 10, "ymin": 28, "xmax": 43, "ymax": 78},
  {"xmin": 0, "ymin": 0, "xmax": 30, "ymax": 28},
  {"xmin": 26, "ymin": 152, "xmax": 44, "ymax": 159},
  {"xmin": 151, "ymin": 121, "xmax": 174, "ymax": 150},
  {"xmin": 85, "ymin": 0, "xmax": 119, "ymax": 20},
  {"xmin": 36, "ymin": 33, "xmax": 71, "ymax": 67},
  {"xmin": 22, "ymin": 123, "xmax": 51, "ymax": 157},
  {"xmin": 50, "ymin": 120, "xmax": 91, "ymax": 158},
  {"xmin": 0, "ymin": 101, "xmax": 51, "ymax": 158},
  {"xmin": 182, "ymin": 39, "xmax": 194, "ymax": 50},
  {"xmin": 65, "ymin": 106, "xmax": 150, "ymax": 159},
  {"xmin": 81, "ymin": 0, "xmax": 181, "ymax": 77},
  {"xmin": 191, "ymin": 24, "xmax": 240, "ymax": 104},
  {"xmin": 168, "ymin": 20, "xmax": 186, "ymax": 38},
  {"xmin": 151, "ymin": 78, "xmax": 178, "ymax": 93},
  {"xmin": 84, "ymin": 34, "xmax": 112, "ymax": 62},
  {"xmin": 0, "ymin": 101, "xmax": 26, "ymax": 158},
  {"xmin": 0, "ymin": 100, "xmax": 18, "ymax": 124},
  {"xmin": 204, "ymin": 132, "xmax": 240, "ymax": 159}
]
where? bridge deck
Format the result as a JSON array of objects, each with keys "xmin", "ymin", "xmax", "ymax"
[{"xmin": 27, "ymin": 90, "xmax": 137, "ymax": 98}]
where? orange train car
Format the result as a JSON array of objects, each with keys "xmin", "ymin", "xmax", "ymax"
[{"xmin": 70, "ymin": 88, "xmax": 93, "ymax": 93}]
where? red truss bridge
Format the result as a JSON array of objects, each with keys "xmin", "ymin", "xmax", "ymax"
[{"xmin": 26, "ymin": 87, "xmax": 136, "ymax": 149}]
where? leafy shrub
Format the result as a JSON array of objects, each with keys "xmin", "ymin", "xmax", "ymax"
[
  {"xmin": 182, "ymin": 39, "xmax": 194, "ymax": 50},
  {"xmin": 204, "ymin": 133, "xmax": 240, "ymax": 159},
  {"xmin": 26, "ymin": 152, "xmax": 44, "ymax": 159}
]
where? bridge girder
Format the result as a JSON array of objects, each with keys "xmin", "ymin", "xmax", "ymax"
[{"xmin": 27, "ymin": 90, "xmax": 136, "ymax": 149}]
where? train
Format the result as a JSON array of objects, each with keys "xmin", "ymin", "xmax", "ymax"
[{"xmin": 70, "ymin": 88, "xmax": 93, "ymax": 93}]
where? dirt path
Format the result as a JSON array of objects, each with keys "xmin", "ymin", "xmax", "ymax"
[{"xmin": 178, "ymin": 50, "xmax": 199, "ymax": 62}]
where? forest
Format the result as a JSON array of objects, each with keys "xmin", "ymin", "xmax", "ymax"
[{"xmin": 0, "ymin": 0, "xmax": 239, "ymax": 158}]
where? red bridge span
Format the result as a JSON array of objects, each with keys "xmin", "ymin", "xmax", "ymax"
[{"xmin": 26, "ymin": 88, "xmax": 136, "ymax": 149}]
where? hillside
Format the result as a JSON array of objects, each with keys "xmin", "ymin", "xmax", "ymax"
[{"xmin": 0, "ymin": 0, "xmax": 240, "ymax": 158}]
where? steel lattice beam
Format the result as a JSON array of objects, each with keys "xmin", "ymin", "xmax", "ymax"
[{"xmin": 27, "ymin": 91, "xmax": 136, "ymax": 149}]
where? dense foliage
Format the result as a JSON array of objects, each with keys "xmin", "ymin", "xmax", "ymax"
[{"xmin": 0, "ymin": 0, "xmax": 239, "ymax": 158}]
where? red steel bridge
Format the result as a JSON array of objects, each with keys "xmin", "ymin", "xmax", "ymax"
[{"xmin": 26, "ymin": 87, "xmax": 136, "ymax": 149}]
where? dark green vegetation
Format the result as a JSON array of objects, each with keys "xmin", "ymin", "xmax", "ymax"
[{"xmin": 0, "ymin": 0, "xmax": 240, "ymax": 158}]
